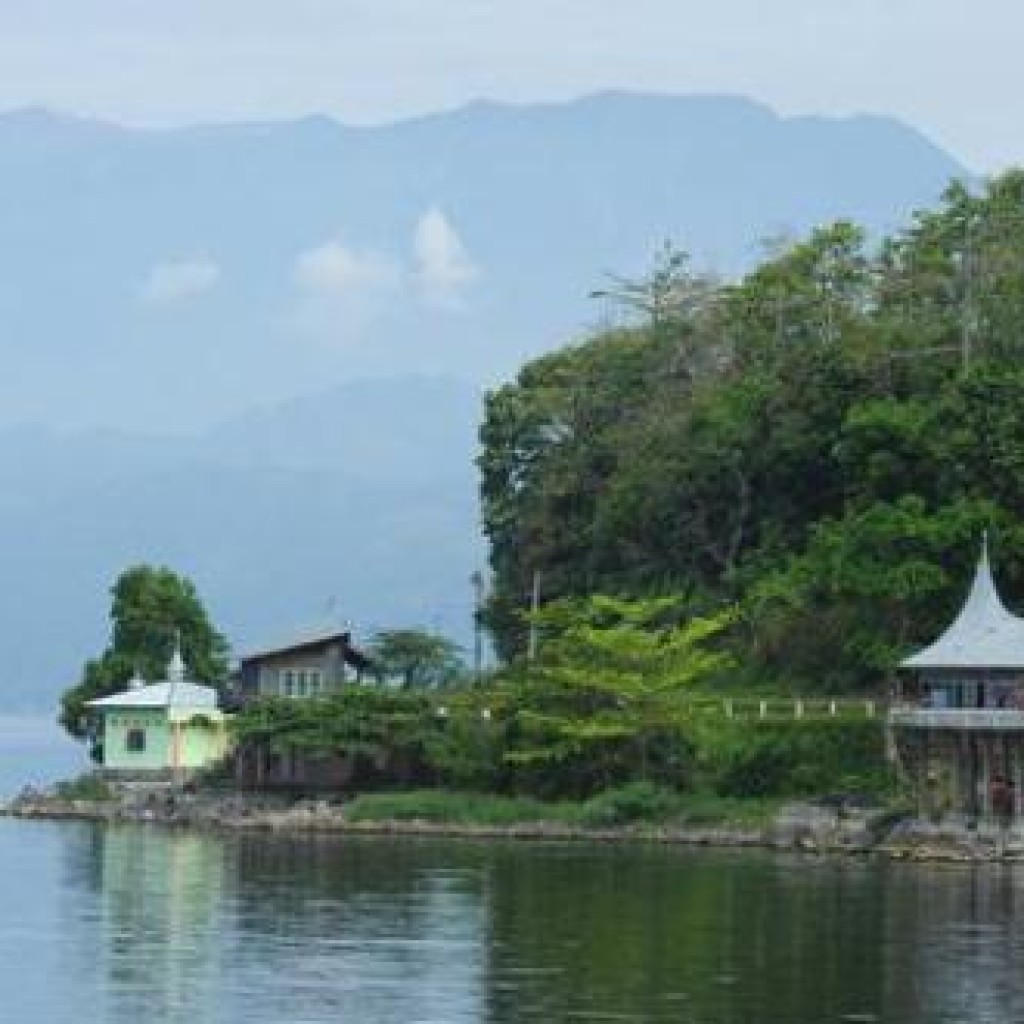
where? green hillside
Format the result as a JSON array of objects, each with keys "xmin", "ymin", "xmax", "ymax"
[{"xmin": 480, "ymin": 172, "xmax": 1024, "ymax": 691}]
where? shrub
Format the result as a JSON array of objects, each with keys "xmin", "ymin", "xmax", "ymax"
[
  {"xmin": 709, "ymin": 721, "xmax": 892, "ymax": 798},
  {"xmin": 578, "ymin": 781, "xmax": 680, "ymax": 827},
  {"xmin": 54, "ymin": 772, "xmax": 114, "ymax": 802}
]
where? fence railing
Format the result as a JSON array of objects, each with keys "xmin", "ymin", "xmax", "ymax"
[{"xmin": 685, "ymin": 696, "xmax": 883, "ymax": 724}]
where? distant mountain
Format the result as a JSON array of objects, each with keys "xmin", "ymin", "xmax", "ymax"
[
  {"xmin": 0, "ymin": 92, "xmax": 970, "ymax": 712},
  {"xmin": 0, "ymin": 92, "xmax": 967, "ymax": 431},
  {"xmin": 0, "ymin": 375, "xmax": 484, "ymax": 711},
  {"xmin": 204, "ymin": 375, "xmax": 482, "ymax": 480}
]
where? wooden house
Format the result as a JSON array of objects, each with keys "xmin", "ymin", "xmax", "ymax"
[
  {"xmin": 231, "ymin": 627, "xmax": 375, "ymax": 790},
  {"xmin": 233, "ymin": 627, "xmax": 374, "ymax": 701}
]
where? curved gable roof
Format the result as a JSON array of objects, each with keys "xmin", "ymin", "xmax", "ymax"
[{"xmin": 902, "ymin": 542, "xmax": 1024, "ymax": 671}]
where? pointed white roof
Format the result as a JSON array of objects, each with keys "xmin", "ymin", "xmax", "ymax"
[
  {"xmin": 168, "ymin": 642, "xmax": 186, "ymax": 683},
  {"xmin": 86, "ymin": 641, "xmax": 218, "ymax": 710},
  {"xmin": 87, "ymin": 680, "xmax": 218, "ymax": 710},
  {"xmin": 902, "ymin": 539, "xmax": 1024, "ymax": 671}
]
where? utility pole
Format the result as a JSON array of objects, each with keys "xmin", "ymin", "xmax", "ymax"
[{"xmin": 527, "ymin": 570, "xmax": 541, "ymax": 663}]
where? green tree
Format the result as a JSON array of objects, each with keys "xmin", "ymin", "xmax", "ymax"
[
  {"xmin": 59, "ymin": 565, "xmax": 229, "ymax": 740},
  {"xmin": 746, "ymin": 497, "xmax": 1017, "ymax": 689},
  {"xmin": 368, "ymin": 628, "xmax": 465, "ymax": 689},
  {"xmin": 504, "ymin": 596, "xmax": 734, "ymax": 794}
]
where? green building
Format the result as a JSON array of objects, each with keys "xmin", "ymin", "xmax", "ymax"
[{"xmin": 87, "ymin": 647, "xmax": 231, "ymax": 775}]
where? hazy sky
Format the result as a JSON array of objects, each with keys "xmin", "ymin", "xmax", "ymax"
[{"xmin": 0, "ymin": 0, "xmax": 1017, "ymax": 172}]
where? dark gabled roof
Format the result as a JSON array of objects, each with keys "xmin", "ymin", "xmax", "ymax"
[
  {"xmin": 239, "ymin": 626, "xmax": 350, "ymax": 663},
  {"xmin": 902, "ymin": 540, "xmax": 1024, "ymax": 671},
  {"xmin": 239, "ymin": 626, "xmax": 373, "ymax": 670}
]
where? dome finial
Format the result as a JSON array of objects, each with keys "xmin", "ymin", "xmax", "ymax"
[{"xmin": 168, "ymin": 630, "xmax": 186, "ymax": 684}]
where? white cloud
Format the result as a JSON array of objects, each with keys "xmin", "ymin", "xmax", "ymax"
[
  {"xmin": 290, "ymin": 239, "xmax": 400, "ymax": 349},
  {"xmin": 413, "ymin": 208, "xmax": 480, "ymax": 307},
  {"xmin": 140, "ymin": 256, "xmax": 220, "ymax": 305},
  {"xmin": 294, "ymin": 241, "xmax": 398, "ymax": 295}
]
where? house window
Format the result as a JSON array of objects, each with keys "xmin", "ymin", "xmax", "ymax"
[
  {"xmin": 279, "ymin": 667, "xmax": 324, "ymax": 697},
  {"xmin": 126, "ymin": 728, "xmax": 146, "ymax": 752}
]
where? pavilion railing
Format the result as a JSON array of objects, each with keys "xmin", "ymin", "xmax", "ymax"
[{"xmin": 888, "ymin": 706, "xmax": 1024, "ymax": 731}]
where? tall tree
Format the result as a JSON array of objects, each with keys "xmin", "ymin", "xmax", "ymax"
[{"xmin": 505, "ymin": 596, "xmax": 734, "ymax": 792}]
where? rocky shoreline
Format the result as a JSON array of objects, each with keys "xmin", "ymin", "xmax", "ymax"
[{"xmin": 6, "ymin": 784, "xmax": 1021, "ymax": 861}]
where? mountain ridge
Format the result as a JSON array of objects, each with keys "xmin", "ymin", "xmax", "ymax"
[{"xmin": 0, "ymin": 91, "xmax": 971, "ymax": 711}]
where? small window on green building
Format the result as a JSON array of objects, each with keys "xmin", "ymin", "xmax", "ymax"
[{"xmin": 126, "ymin": 728, "xmax": 146, "ymax": 752}]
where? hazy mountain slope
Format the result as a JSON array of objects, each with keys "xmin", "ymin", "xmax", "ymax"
[
  {"xmin": 0, "ymin": 376, "xmax": 482, "ymax": 711},
  {"xmin": 0, "ymin": 93, "xmax": 967, "ymax": 431},
  {"xmin": 0, "ymin": 93, "xmax": 970, "ymax": 712}
]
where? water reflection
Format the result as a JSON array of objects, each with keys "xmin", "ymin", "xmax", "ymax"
[
  {"xmin": 92, "ymin": 828, "xmax": 225, "ymax": 1023},
  {"xmin": 882, "ymin": 865, "xmax": 1024, "ymax": 1023},
  {"xmin": 219, "ymin": 838, "xmax": 487, "ymax": 1023},
  {"xmin": 2, "ymin": 821, "xmax": 1021, "ymax": 1022},
  {"xmin": 482, "ymin": 847, "xmax": 892, "ymax": 1022},
  {"xmin": 64, "ymin": 828, "xmax": 487, "ymax": 1023}
]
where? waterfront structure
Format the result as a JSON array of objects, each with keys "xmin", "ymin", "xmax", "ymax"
[
  {"xmin": 233, "ymin": 627, "xmax": 374, "ymax": 701},
  {"xmin": 891, "ymin": 540, "xmax": 1024, "ymax": 826},
  {"xmin": 86, "ymin": 647, "xmax": 230, "ymax": 775}
]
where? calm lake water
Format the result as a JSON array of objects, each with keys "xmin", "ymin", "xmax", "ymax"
[
  {"xmin": 1, "ymin": 819, "xmax": 1023, "ymax": 1024},
  {"xmin": 0, "ymin": 714, "xmax": 86, "ymax": 797}
]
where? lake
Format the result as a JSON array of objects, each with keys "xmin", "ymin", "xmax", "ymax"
[
  {"xmin": 0, "ymin": 714, "xmax": 86, "ymax": 798},
  {"xmin": 1, "ymin": 817, "xmax": 1023, "ymax": 1023}
]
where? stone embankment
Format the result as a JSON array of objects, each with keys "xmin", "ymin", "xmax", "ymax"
[
  {"xmin": 7, "ymin": 781, "xmax": 1024, "ymax": 859},
  {"xmin": 1, "ymin": 783, "xmax": 923, "ymax": 854}
]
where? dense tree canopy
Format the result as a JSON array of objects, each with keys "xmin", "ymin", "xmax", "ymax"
[
  {"xmin": 60, "ymin": 565, "xmax": 229, "ymax": 739},
  {"xmin": 479, "ymin": 172, "xmax": 1024, "ymax": 688}
]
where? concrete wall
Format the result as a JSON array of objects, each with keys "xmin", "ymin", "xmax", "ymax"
[
  {"xmin": 175, "ymin": 715, "xmax": 231, "ymax": 769},
  {"xmin": 102, "ymin": 711, "xmax": 172, "ymax": 771},
  {"xmin": 100, "ymin": 709, "xmax": 230, "ymax": 771}
]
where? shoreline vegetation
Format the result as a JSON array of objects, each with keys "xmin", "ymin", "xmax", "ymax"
[{"xmin": 4, "ymin": 778, "xmax": 1022, "ymax": 863}]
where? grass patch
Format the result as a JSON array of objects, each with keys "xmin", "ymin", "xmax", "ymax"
[
  {"xmin": 344, "ymin": 785, "xmax": 784, "ymax": 831},
  {"xmin": 344, "ymin": 790, "xmax": 585, "ymax": 826},
  {"xmin": 672, "ymin": 792, "xmax": 785, "ymax": 827}
]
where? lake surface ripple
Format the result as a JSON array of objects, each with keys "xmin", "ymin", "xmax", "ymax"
[{"xmin": 2, "ymin": 820, "xmax": 1023, "ymax": 1023}]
